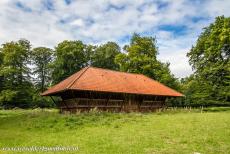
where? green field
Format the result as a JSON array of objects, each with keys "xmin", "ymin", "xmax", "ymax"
[{"xmin": 0, "ymin": 108, "xmax": 230, "ymax": 154}]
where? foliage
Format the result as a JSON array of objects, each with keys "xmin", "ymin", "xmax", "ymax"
[
  {"xmin": 0, "ymin": 51, "xmax": 4, "ymax": 92},
  {"xmin": 185, "ymin": 16, "xmax": 230, "ymax": 106},
  {"xmin": 115, "ymin": 33, "xmax": 180, "ymax": 89},
  {"xmin": 31, "ymin": 47, "xmax": 53, "ymax": 92},
  {"xmin": 91, "ymin": 42, "xmax": 121, "ymax": 70},
  {"xmin": 0, "ymin": 39, "xmax": 34, "ymax": 108},
  {"xmin": 32, "ymin": 93, "xmax": 55, "ymax": 108},
  {"xmin": 51, "ymin": 40, "xmax": 91, "ymax": 84},
  {"xmin": 0, "ymin": 90, "xmax": 18, "ymax": 106},
  {"xmin": 0, "ymin": 39, "xmax": 31, "ymax": 84}
]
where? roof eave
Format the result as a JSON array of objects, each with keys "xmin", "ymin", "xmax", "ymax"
[{"xmin": 41, "ymin": 88, "xmax": 183, "ymax": 97}]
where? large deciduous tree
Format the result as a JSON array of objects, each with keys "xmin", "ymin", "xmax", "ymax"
[
  {"xmin": 0, "ymin": 51, "xmax": 4, "ymax": 92},
  {"xmin": 186, "ymin": 16, "xmax": 230, "ymax": 105},
  {"xmin": 0, "ymin": 39, "xmax": 33, "ymax": 108},
  {"xmin": 51, "ymin": 40, "xmax": 91, "ymax": 84},
  {"xmin": 115, "ymin": 33, "xmax": 180, "ymax": 89},
  {"xmin": 91, "ymin": 42, "xmax": 121, "ymax": 70},
  {"xmin": 31, "ymin": 47, "xmax": 53, "ymax": 92}
]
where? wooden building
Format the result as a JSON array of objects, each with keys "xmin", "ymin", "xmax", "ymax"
[{"xmin": 41, "ymin": 67, "xmax": 183, "ymax": 112}]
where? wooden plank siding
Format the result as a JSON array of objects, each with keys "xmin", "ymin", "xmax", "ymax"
[{"xmin": 59, "ymin": 95, "xmax": 166, "ymax": 113}]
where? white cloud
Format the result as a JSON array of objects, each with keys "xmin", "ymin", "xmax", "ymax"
[
  {"xmin": 70, "ymin": 19, "xmax": 84, "ymax": 27},
  {"xmin": 205, "ymin": 0, "xmax": 230, "ymax": 17},
  {"xmin": 0, "ymin": 0, "xmax": 229, "ymax": 78}
]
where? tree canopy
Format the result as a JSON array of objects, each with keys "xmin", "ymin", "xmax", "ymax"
[
  {"xmin": 51, "ymin": 40, "xmax": 90, "ymax": 84},
  {"xmin": 91, "ymin": 42, "xmax": 121, "ymax": 70},
  {"xmin": 0, "ymin": 39, "xmax": 34, "ymax": 108},
  {"xmin": 31, "ymin": 47, "xmax": 53, "ymax": 92},
  {"xmin": 184, "ymin": 16, "xmax": 230, "ymax": 106},
  {"xmin": 115, "ymin": 34, "xmax": 180, "ymax": 89}
]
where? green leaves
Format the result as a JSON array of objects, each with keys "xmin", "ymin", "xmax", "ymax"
[
  {"xmin": 0, "ymin": 39, "xmax": 34, "ymax": 108},
  {"xmin": 31, "ymin": 47, "xmax": 53, "ymax": 92},
  {"xmin": 185, "ymin": 16, "xmax": 230, "ymax": 106},
  {"xmin": 91, "ymin": 42, "xmax": 121, "ymax": 70},
  {"xmin": 0, "ymin": 90, "xmax": 18, "ymax": 103},
  {"xmin": 51, "ymin": 40, "xmax": 90, "ymax": 84},
  {"xmin": 115, "ymin": 33, "xmax": 180, "ymax": 89}
]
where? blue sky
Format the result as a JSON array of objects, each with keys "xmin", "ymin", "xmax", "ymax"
[{"xmin": 0, "ymin": 0, "xmax": 229, "ymax": 78}]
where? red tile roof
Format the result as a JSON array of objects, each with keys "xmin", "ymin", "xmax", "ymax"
[{"xmin": 41, "ymin": 67, "xmax": 183, "ymax": 97}]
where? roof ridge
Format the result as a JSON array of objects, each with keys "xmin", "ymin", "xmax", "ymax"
[
  {"xmin": 66, "ymin": 66, "xmax": 90, "ymax": 89},
  {"xmin": 89, "ymin": 66, "xmax": 143, "ymax": 76}
]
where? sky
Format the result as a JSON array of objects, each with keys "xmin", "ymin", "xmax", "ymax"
[{"xmin": 0, "ymin": 0, "xmax": 229, "ymax": 78}]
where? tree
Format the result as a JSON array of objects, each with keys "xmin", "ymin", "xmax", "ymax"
[
  {"xmin": 186, "ymin": 16, "xmax": 230, "ymax": 105},
  {"xmin": 51, "ymin": 40, "xmax": 91, "ymax": 84},
  {"xmin": 32, "ymin": 47, "xmax": 53, "ymax": 92},
  {"xmin": 91, "ymin": 42, "xmax": 121, "ymax": 70},
  {"xmin": 0, "ymin": 39, "xmax": 34, "ymax": 108},
  {"xmin": 115, "ymin": 33, "xmax": 180, "ymax": 89},
  {"xmin": 0, "ymin": 51, "xmax": 4, "ymax": 92},
  {"xmin": 0, "ymin": 51, "xmax": 3, "ymax": 66}
]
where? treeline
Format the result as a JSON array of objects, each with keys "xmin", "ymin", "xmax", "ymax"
[
  {"xmin": 0, "ymin": 16, "xmax": 229, "ymax": 108},
  {"xmin": 180, "ymin": 16, "xmax": 230, "ymax": 107}
]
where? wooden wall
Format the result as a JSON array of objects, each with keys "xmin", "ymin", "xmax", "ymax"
[{"xmin": 58, "ymin": 90, "xmax": 166, "ymax": 113}]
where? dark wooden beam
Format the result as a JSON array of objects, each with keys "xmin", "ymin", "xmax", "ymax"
[{"xmin": 50, "ymin": 96, "xmax": 56, "ymax": 105}]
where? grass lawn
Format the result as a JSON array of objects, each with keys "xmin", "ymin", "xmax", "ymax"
[{"xmin": 0, "ymin": 108, "xmax": 230, "ymax": 154}]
